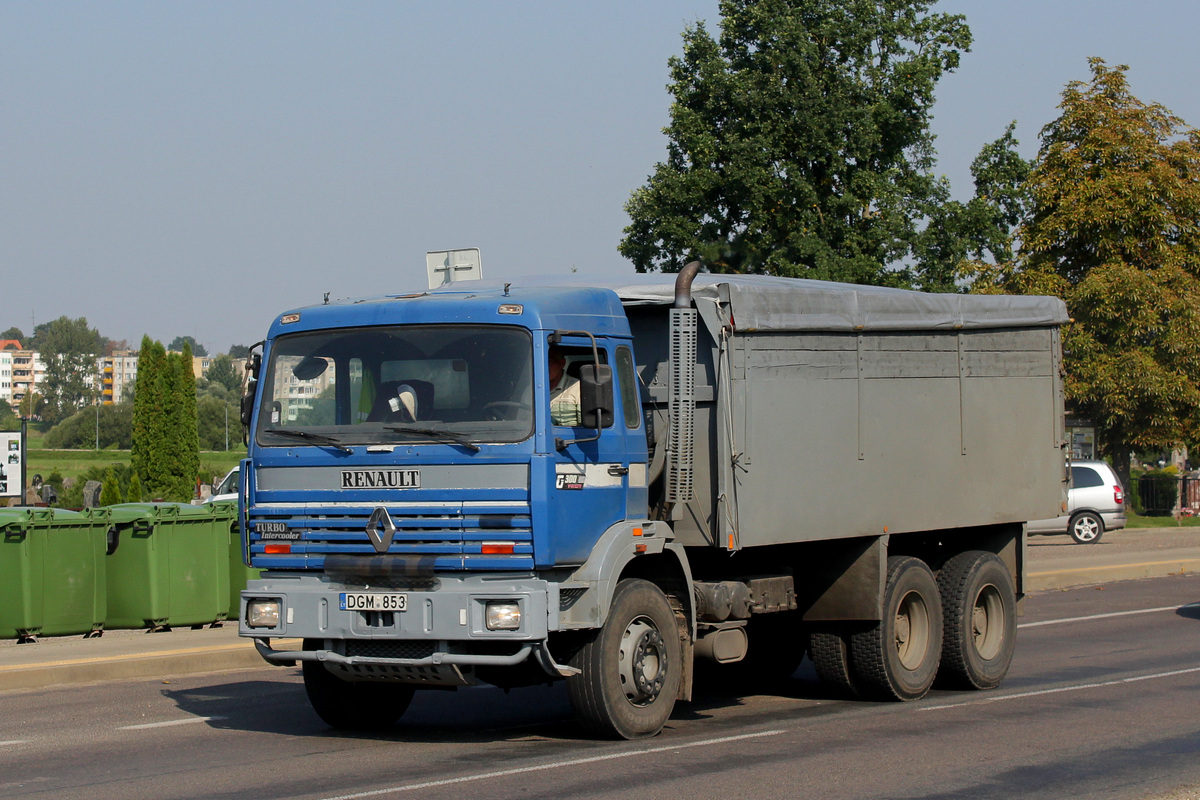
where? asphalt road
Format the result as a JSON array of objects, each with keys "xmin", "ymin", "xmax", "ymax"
[{"xmin": 1, "ymin": 575, "xmax": 1198, "ymax": 800}]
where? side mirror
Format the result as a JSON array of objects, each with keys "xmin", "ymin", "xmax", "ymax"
[
  {"xmin": 240, "ymin": 380, "xmax": 257, "ymax": 428},
  {"xmin": 579, "ymin": 364, "xmax": 614, "ymax": 428}
]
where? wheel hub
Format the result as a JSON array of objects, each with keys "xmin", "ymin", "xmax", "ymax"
[{"xmin": 619, "ymin": 617, "xmax": 667, "ymax": 706}]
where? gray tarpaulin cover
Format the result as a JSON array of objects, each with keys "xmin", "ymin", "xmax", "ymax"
[{"xmin": 443, "ymin": 273, "xmax": 1069, "ymax": 333}]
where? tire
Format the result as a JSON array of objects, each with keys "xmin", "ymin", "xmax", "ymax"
[
  {"xmin": 849, "ymin": 556, "xmax": 943, "ymax": 701},
  {"xmin": 809, "ymin": 628, "xmax": 861, "ymax": 699},
  {"xmin": 1069, "ymin": 511, "xmax": 1104, "ymax": 544},
  {"xmin": 936, "ymin": 551, "xmax": 1017, "ymax": 690},
  {"xmin": 566, "ymin": 579, "xmax": 682, "ymax": 739},
  {"xmin": 302, "ymin": 642, "xmax": 415, "ymax": 731}
]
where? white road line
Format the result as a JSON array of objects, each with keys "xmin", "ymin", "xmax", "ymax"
[
  {"xmin": 921, "ymin": 666, "xmax": 1200, "ymax": 712},
  {"xmin": 317, "ymin": 729, "xmax": 788, "ymax": 800},
  {"xmin": 117, "ymin": 716, "xmax": 227, "ymax": 731},
  {"xmin": 1020, "ymin": 602, "xmax": 1200, "ymax": 629},
  {"xmin": 0, "ymin": 740, "xmax": 29, "ymax": 746}
]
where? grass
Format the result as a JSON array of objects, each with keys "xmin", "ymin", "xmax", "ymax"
[
  {"xmin": 25, "ymin": 448, "xmax": 245, "ymax": 487},
  {"xmin": 1125, "ymin": 508, "xmax": 1200, "ymax": 528}
]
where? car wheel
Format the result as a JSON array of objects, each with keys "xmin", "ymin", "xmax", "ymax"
[{"xmin": 1069, "ymin": 511, "xmax": 1104, "ymax": 544}]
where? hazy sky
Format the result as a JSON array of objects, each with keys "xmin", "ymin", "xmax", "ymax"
[{"xmin": 4, "ymin": 1, "xmax": 1198, "ymax": 354}]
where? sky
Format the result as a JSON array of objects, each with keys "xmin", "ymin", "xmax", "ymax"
[{"xmin": 4, "ymin": 1, "xmax": 1199, "ymax": 356}]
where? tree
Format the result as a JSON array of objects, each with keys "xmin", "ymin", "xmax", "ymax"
[
  {"xmin": 30, "ymin": 316, "xmax": 105, "ymax": 424},
  {"xmin": 43, "ymin": 403, "xmax": 133, "ymax": 449},
  {"xmin": 18, "ymin": 391, "xmax": 43, "ymax": 420},
  {"xmin": 973, "ymin": 59, "xmax": 1200, "ymax": 488},
  {"xmin": 0, "ymin": 399, "xmax": 17, "ymax": 429},
  {"xmin": 228, "ymin": 344, "xmax": 251, "ymax": 359},
  {"xmin": 132, "ymin": 336, "xmax": 171, "ymax": 498},
  {"xmin": 99, "ymin": 466, "xmax": 124, "ymax": 506},
  {"xmin": 204, "ymin": 354, "xmax": 242, "ymax": 394},
  {"xmin": 169, "ymin": 336, "xmax": 207, "ymax": 357},
  {"xmin": 919, "ymin": 123, "xmax": 1034, "ymax": 291},
  {"xmin": 167, "ymin": 342, "xmax": 200, "ymax": 498},
  {"xmin": 620, "ymin": 0, "xmax": 970, "ymax": 286},
  {"xmin": 1, "ymin": 327, "xmax": 24, "ymax": 343}
]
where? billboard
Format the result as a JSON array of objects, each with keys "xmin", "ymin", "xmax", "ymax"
[{"xmin": 0, "ymin": 430, "xmax": 22, "ymax": 499}]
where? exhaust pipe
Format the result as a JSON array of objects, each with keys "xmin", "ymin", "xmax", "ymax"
[{"xmin": 674, "ymin": 261, "xmax": 701, "ymax": 308}]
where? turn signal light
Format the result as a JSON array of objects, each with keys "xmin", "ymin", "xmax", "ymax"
[
  {"xmin": 1114, "ymin": 485, "xmax": 1124, "ymax": 505},
  {"xmin": 264, "ymin": 544, "xmax": 291, "ymax": 554},
  {"xmin": 481, "ymin": 542, "xmax": 515, "ymax": 555}
]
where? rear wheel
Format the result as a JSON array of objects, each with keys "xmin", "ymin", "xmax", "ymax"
[
  {"xmin": 1069, "ymin": 511, "xmax": 1104, "ymax": 544},
  {"xmin": 937, "ymin": 551, "xmax": 1017, "ymax": 690},
  {"xmin": 302, "ymin": 640, "xmax": 415, "ymax": 730},
  {"xmin": 849, "ymin": 557, "xmax": 943, "ymax": 701},
  {"xmin": 567, "ymin": 579, "xmax": 682, "ymax": 739}
]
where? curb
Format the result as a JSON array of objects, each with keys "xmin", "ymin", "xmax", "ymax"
[
  {"xmin": 0, "ymin": 642, "xmax": 272, "ymax": 693},
  {"xmin": 1027, "ymin": 557, "xmax": 1200, "ymax": 592}
]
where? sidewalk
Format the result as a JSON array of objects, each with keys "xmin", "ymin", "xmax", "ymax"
[{"xmin": 2, "ymin": 527, "xmax": 1199, "ymax": 693}]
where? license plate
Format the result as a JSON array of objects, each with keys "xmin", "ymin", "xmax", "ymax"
[{"xmin": 340, "ymin": 593, "xmax": 408, "ymax": 612}]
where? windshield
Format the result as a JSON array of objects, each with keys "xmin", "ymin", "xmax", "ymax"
[{"xmin": 255, "ymin": 325, "xmax": 533, "ymax": 447}]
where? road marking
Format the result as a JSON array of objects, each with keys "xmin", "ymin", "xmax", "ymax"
[
  {"xmin": 920, "ymin": 666, "xmax": 1200, "ymax": 712},
  {"xmin": 0, "ymin": 740, "xmax": 29, "ymax": 746},
  {"xmin": 1020, "ymin": 602, "xmax": 1200, "ymax": 629},
  {"xmin": 117, "ymin": 716, "xmax": 227, "ymax": 730},
  {"xmin": 317, "ymin": 729, "xmax": 788, "ymax": 799}
]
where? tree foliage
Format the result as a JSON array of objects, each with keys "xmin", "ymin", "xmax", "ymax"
[
  {"xmin": 30, "ymin": 316, "xmax": 105, "ymax": 424},
  {"xmin": 169, "ymin": 336, "xmax": 207, "ymax": 357},
  {"xmin": 99, "ymin": 466, "xmax": 124, "ymax": 506},
  {"xmin": 167, "ymin": 342, "xmax": 200, "ymax": 498},
  {"xmin": 969, "ymin": 59, "xmax": 1200, "ymax": 485},
  {"xmin": 204, "ymin": 354, "xmax": 242, "ymax": 394},
  {"xmin": 620, "ymin": 0, "xmax": 970, "ymax": 286},
  {"xmin": 1, "ymin": 327, "xmax": 24, "ymax": 343},
  {"xmin": 131, "ymin": 337, "xmax": 172, "ymax": 498},
  {"xmin": 43, "ymin": 403, "xmax": 133, "ymax": 449},
  {"xmin": 921, "ymin": 123, "xmax": 1034, "ymax": 290}
]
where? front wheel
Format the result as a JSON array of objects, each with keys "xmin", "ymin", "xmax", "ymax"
[
  {"xmin": 302, "ymin": 641, "xmax": 415, "ymax": 730},
  {"xmin": 567, "ymin": 579, "xmax": 682, "ymax": 739},
  {"xmin": 1069, "ymin": 511, "xmax": 1104, "ymax": 544}
]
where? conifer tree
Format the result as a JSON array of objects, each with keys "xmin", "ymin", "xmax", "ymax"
[{"xmin": 99, "ymin": 466, "xmax": 123, "ymax": 506}]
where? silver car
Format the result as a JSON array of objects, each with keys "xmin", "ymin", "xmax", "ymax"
[{"xmin": 1026, "ymin": 460, "xmax": 1127, "ymax": 544}]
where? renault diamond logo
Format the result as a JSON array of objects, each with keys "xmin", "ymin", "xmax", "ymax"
[{"xmin": 365, "ymin": 507, "xmax": 396, "ymax": 554}]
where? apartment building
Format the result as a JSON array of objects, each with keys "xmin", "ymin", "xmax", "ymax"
[{"xmin": 98, "ymin": 351, "xmax": 139, "ymax": 405}]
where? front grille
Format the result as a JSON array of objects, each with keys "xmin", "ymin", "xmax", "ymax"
[{"xmin": 247, "ymin": 500, "xmax": 534, "ymax": 571}]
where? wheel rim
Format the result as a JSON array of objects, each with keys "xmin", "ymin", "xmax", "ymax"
[
  {"xmin": 894, "ymin": 590, "xmax": 931, "ymax": 670},
  {"xmin": 619, "ymin": 615, "xmax": 668, "ymax": 706},
  {"xmin": 971, "ymin": 583, "xmax": 1005, "ymax": 660},
  {"xmin": 1074, "ymin": 516, "xmax": 1099, "ymax": 541}
]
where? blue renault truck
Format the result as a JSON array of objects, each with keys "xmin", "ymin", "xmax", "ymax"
[{"xmin": 237, "ymin": 265, "xmax": 1068, "ymax": 738}]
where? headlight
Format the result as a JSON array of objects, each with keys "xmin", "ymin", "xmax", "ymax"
[
  {"xmin": 246, "ymin": 599, "xmax": 282, "ymax": 628},
  {"xmin": 485, "ymin": 601, "xmax": 521, "ymax": 631}
]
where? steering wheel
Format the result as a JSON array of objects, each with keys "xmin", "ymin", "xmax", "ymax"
[{"xmin": 482, "ymin": 401, "xmax": 526, "ymax": 421}]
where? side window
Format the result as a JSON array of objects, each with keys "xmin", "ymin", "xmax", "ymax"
[
  {"xmin": 1070, "ymin": 466, "xmax": 1104, "ymax": 489},
  {"xmin": 616, "ymin": 346, "xmax": 640, "ymax": 429}
]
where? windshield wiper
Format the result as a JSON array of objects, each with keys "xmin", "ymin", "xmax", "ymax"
[
  {"xmin": 384, "ymin": 425, "xmax": 481, "ymax": 453},
  {"xmin": 266, "ymin": 428, "xmax": 353, "ymax": 453}
]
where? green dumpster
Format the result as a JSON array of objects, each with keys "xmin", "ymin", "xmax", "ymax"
[
  {"xmin": 0, "ymin": 507, "xmax": 108, "ymax": 640},
  {"xmin": 105, "ymin": 503, "xmax": 231, "ymax": 630},
  {"xmin": 207, "ymin": 500, "xmax": 260, "ymax": 621}
]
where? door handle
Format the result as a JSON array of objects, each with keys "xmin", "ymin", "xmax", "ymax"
[{"xmin": 608, "ymin": 465, "xmax": 630, "ymax": 477}]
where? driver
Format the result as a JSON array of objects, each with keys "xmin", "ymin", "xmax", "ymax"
[{"xmin": 548, "ymin": 346, "xmax": 581, "ymax": 426}]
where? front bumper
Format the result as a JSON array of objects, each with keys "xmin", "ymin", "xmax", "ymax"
[{"xmin": 239, "ymin": 572, "xmax": 578, "ymax": 683}]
